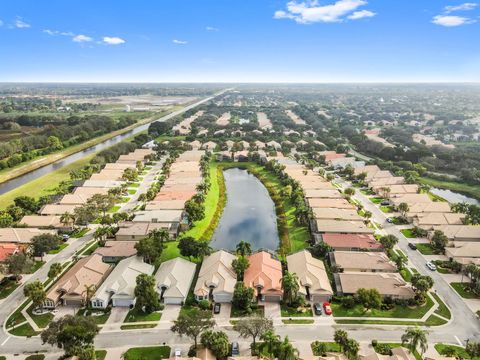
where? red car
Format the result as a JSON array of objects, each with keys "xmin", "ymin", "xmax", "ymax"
[{"xmin": 323, "ymin": 302, "xmax": 332, "ymax": 315}]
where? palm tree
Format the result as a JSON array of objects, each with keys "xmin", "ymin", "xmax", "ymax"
[
  {"xmin": 281, "ymin": 271, "xmax": 300, "ymax": 306},
  {"xmin": 83, "ymin": 284, "xmax": 96, "ymax": 308},
  {"xmin": 277, "ymin": 336, "xmax": 299, "ymax": 360},
  {"xmin": 236, "ymin": 241, "xmax": 252, "ymax": 256},
  {"xmin": 334, "ymin": 329, "xmax": 349, "ymax": 352},
  {"xmin": 344, "ymin": 338, "xmax": 360, "ymax": 359},
  {"xmin": 398, "ymin": 202, "xmax": 410, "ymax": 218},
  {"xmin": 261, "ymin": 330, "xmax": 281, "ymax": 356},
  {"xmin": 401, "ymin": 327, "xmax": 429, "ymax": 355},
  {"xmin": 60, "ymin": 212, "xmax": 75, "ymax": 230}
]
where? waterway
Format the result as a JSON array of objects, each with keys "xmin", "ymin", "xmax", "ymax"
[
  {"xmin": 210, "ymin": 168, "xmax": 279, "ymax": 251},
  {"xmin": 0, "ymin": 90, "xmax": 227, "ymax": 196},
  {"xmin": 430, "ymin": 187, "xmax": 480, "ymax": 205}
]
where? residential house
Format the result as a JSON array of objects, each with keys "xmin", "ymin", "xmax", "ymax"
[
  {"xmin": 19, "ymin": 215, "xmax": 65, "ymax": 229},
  {"xmin": 0, "ymin": 228, "xmax": 56, "ymax": 245},
  {"xmin": 94, "ymin": 241, "xmax": 137, "ymax": 263},
  {"xmin": 312, "ymin": 220, "xmax": 374, "ymax": 235},
  {"xmin": 432, "ymin": 225, "xmax": 480, "ymax": 242},
  {"xmin": 45, "ymin": 254, "xmax": 112, "ymax": 308},
  {"xmin": 286, "ymin": 250, "xmax": 333, "ymax": 302},
  {"xmin": 155, "ymin": 257, "xmax": 197, "ymax": 304},
  {"xmin": 0, "ymin": 243, "xmax": 19, "ymax": 262},
  {"xmin": 445, "ymin": 242, "xmax": 480, "ymax": 265},
  {"xmin": 91, "ymin": 256, "xmax": 154, "ymax": 309},
  {"xmin": 311, "ymin": 208, "xmax": 363, "ymax": 222},
  {"xmin": 329, "ymin": 251, "xmax": 397, "ymax": 273},
  {"xmin": 194, "ymin": 250, "xmax": 237, "ymax": 303},
  {"xmin": 321, "ymin": 233, "xmax": 383, "ymax": 252},
  {"xmin": 244, "ymin": 251, "xmax": 283, "ymax": 302}
]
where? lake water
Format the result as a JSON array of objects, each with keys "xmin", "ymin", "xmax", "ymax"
[
  {"xmin": 210, "ymin": 168, "xmax": 279, "ymax": 251},
  {"xmin": 430, "ymin": 187, "xmax": 480, "ymax": 205}
]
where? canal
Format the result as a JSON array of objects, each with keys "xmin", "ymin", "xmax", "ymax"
[
  {"xmin": 430, "ymin": 187, "xmax": 479, "ymax": 205},
  {"xmin": 210, "ymin": 168, "xmax": 280, "ymax": 251},
  {"xmin": 0, "ymin": 90, "xmax": 227, "ymax": 196}
]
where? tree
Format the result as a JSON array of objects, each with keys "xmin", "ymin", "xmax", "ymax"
[
  {"xmin": 171, "ymin": 308, "xmax": 215, "ymax": 349},
  {"xmin": 281, "ymin": 271, "xmax": 300, "ymax": 306},
  {"xmin": 411, "ymin": 274, "xmax": 433, "ymax": 303},
  {"xmin": 344, "ymin": 187, "xmax": 356, "ymax": 197},
  {"xmin": 83, "ymin": 284, "xmax": 96, "ymax": 308},
  {"xmin": 355, "ymin": 288, "xmax": 382, "ymax": 312},
  {"xmin": 5, "ymin": 252, "xmax": 34, "ymax": 281},
  {"xmin": 277, "ymin": 336, "xmax": 299, "ymax": 360},
  {"xmin": 466, "ymin": 341, "xmax": 480, "ymax": 359},
  {"xmin": 134, "ymin": 274, "xmax": 159, "ymax": 313},
  {"xmin": 24, "ymin": 280, "xmax": 46, "ymax": 309},
  {"xmin": 233, "ymin": 315, "xmax": 273, "ymax": 347},
  {"xmin": 236, "ymin": 240, "xmax": 252, "ymax": 256},
  {"xmin": 185, "ymin": 199, "xmax": 205, "ymax": 223},
  {"xmin": 60, "ymin": 212, "xmax": 75, "ymax": 229},
  {"xmin": 122, "ymin": 168, "xmax": 139, "ymax": 182},
  {"xmin": 47, "ymin": 136, "xmax": 63, "ymax": 151},
  {"xmin": 232, "ymin": 256, "xmax": 249, "ymax": 280},
  {"xmin": 14, "ymin": 196, "xmax": 39, "ymax": 214},
  {"xmin": 232, "ymin": 282, "xmax": 255, "ymax": 312},
  {"xmin": 311, "ymin": 341, "xmax": 328, "ymax": 356},
  {"xmin": 309, "ymin": 242, "xmax": 332, "ymax": 259},
  {"xmin": 379, "ymin": 234, "xmax": 398, "ymax": 251},
  {"xmin": 363, "ymin": 210, "xmax": 372, "ymax": 222},
  {"xmin": 398, "ymin": 202, "xmax": 410, "ymax": 218},
  {"xmin": 334, "ymin": 329, "xmax": 349, "ymax": 352},
  {"xmin": 261, "ymin": 330, "xmax": 281, "ymax": 357},
  {"xmin": 41, "ymin": 315, "xmax": 99, "ymax": 357},
  {"xmin": 48, "ymin": 263, "xmax": 63, "ymax": 279},
  {"xmin": 344, "ymin": 338, "xmax": 360, "ymax": 359},
  {"xmin": 201, "ymin": 330, "xmax": 230, "ymax": 358},
  {"xmin": 431, "ymin": 230, "xmax": 448, "ymax": 254},
  {"xmin": 178, "ymin": 237, "xmax": 212, "ymax": 260},
  {"xmin": 31, "ymin": 234, "xmax": 61, "ymax": 260},
  {"xmin": 0, "ymin": 212, "xmax": 13, "ymax": 227},
  {"xmin": 134, "ymin": 230, "xmax": 167, "ymax": 264},
  {"xmin": 401, "ymin": 327, "xmax": 428, "ymax": 355}
]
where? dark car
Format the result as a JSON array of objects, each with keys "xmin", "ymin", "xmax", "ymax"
[
  {"xmin": 214, "ymin": 303, "xmax": 221, "ymax": 314},
  {"xmin": 231, "ymin": 342, "xmax": 240, "ymax": 356},
  {"xmin": 313, "ymin": 303, "xmax": 323, "ymax": 315},
  {"xmin": 381, "ymin": 201, "xmax": 390, "ymax": 206},
  {"xmin": 408, "ymin": 243, "xmax": 417, "ymax": 250}
]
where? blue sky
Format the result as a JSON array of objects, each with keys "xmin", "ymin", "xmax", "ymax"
[{"xmin": 0, "ymin": 0, "xmax": 479, "ymax": 82}]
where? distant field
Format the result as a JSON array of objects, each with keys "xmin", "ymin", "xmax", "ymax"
[{"xmin": 0, "ymin": 154, "xmax": 95, "ymax": 210}]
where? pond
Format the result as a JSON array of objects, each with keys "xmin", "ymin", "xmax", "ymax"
[
  {"xmin": 430, "ymin": 187, "xmax": 479, "ymax": 205},
  {"xmin": 210, "ymin": 168, "xmax": 279, "ymax": 251}
]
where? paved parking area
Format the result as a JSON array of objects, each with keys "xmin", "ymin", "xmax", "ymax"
[{"xmin": 160, "ymin": 304, "xmax": 181, "ymax": 323}]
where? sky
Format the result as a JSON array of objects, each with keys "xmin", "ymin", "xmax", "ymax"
[{"xmin": 0, "ymin": 0, "xmax": 479, "ymax": 83}]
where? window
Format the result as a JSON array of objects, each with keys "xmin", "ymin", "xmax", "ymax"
[{"xmin": 92, "ymin": 300, "xmax": 103, "ymax": 308}]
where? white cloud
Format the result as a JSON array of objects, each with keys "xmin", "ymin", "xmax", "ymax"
[
  {"xmin": 0, "ymin": 20, "xmax": 4, "ymax": 27},
  {"xmin": 347, "ymin": 9, "xmax": 376, "ymax": 19},
  {"xmin": 432, "ymin": 14, "xmax": 474, "ymax": 26},
  {"xmin": 102, "ymin": 36, "xmax": 125, "ymax": 45},
  {"xmin": 206, "ymin": 26, "xmax": 219, "ymax": 31},
  {"xmin": 274, "ymin": 0, "xmax": 374, "ymax": 23},
  {"xmin": 444, "ymin": 2, "xmax": 477, "ymax": 13},
  {"xmin": 15, "ymin": 18, "xmax": 30, "ymax": 28},
  {"xmin": 73, "ymin": 34, "xmax": 93, "ymax": 42},
  {"xmin": 173, "ymin": 39, "xmax": 188, "ymax": 44}
]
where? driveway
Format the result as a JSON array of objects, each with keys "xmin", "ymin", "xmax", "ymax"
[
  {"xmin": 161, "ymin": 305, "xmax": 181, "ymax": 323},
  {"xmin": 214, "ymin": 303, "xmax": 231, "ymax": 325},
  {"xmin": 263, "ymin": 302, "xmax": 281, "ymax": 325},
  {"xmin": 105, "ymin": 307, "xmax": 129, "ymax": 325}
]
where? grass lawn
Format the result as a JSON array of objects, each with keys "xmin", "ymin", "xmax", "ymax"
[
  {"xmin": 26, "ymin": 261, "xmax": 45, "ymax": 274},
  {"xmin": 95, "ymin": 350, "xmax": 107, "ymax": 360},
  {"xmin": 77, "ymin": 308, "xmax": 111, "ymax": 324},
  {"xmin": 71, "ymin": 227, "xmax": 89, "ymax": 238},
  {"xmin": 25, "ymin": 355, "xmax": 45, "ymax": 360},
  {"xmin": 159, "ymin": 241, "xmax": 182, "ymax": 263},
  {"xmin": 451, "ymin": 282, "xmax": 479, "ymax": 299},
  {"xmin": 121, "ymin": 324, "xmax": 157, "ymax": 330},
  {"xmin": 434, "ymin": 344, "xmax": 472, "ymax": 359},
  {"xmin": 127, "ymin": 189, "xmax": 137, "ymax": 195},
  {"xmin": 123, "ymin": 346, "xmax": 171, "ymax": 360},
  {"xmin": 108, "ymin": 205, "xmax": 121, "ymax": 213},
  {"xmin": 425, "ymin": 314, "xmax": 448, "ymax": 326},
  {"xmin": 9, "ymin": 322, "xmax": 39, "ymax": 337},
  {"xmin": 27, "ymin": 306, "xmax": 53, "ymax": 328},
  {"xmin": 230, "ymin": 305, "xmax": 264, "ymax": 318},
  {"xmin": 370, "ymin": 197, "xmax": 384, "ymax": 204},
  {"xmin": 281, "ymin": 304, "xmax": 313, "ymax": 317},
  {"xmin": 400, "ymin": 229, "xmax": 416, "ymax": 238},
  {"xmin": 282, "ymin": 319, "xmax": 314, "ymax": 324},
  {"xmin": 0, "ymin": 279, "xmax": 20, "ymax": 299},
  {"xmin": 311, "ymin": 342, "xmax": 342, "ymax": 354},
  {"xmin": 400, "ymin": 268, "xmax": 412, "ymax": 282},
  {"xmin": 380, "ymin": 205, "xmax": 394, "ymax": 213},
  {"xmin": 48, "ymin": 242, "xmax": 68, "ymax": 254},
  {"xmin": 416, "ymin": 243, "xmax": 435, "ymax": 255},
  {"xmin": 331, "ymin": 295, "xmax": 434, "ymax": 319},
  {"xmin": 0, "ymin": 154, "xmax": 95, "ymax": 210},
  {"xmin": 124, "ymin": 308, "xmax": 162, "ymax": 323}
]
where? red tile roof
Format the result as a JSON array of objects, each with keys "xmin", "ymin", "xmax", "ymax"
[
  {"xmin": 0, "ymin": 243, "xmax": 19, "ymax": 262},
  {"xmin": 322, "ymin": 233, "xmax": 383, "ymax": 251}
]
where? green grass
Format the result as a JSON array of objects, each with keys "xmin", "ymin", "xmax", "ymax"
[
  {"xmin": 282, "ymin": 319, "xmax": 314, "ymax": 324},
  {"xmin": 6, "ymin": 300, "xmax": 28, "ymax": 329},
  {"xmin": 371, "ymin": 197, "xmax": 384, "ymax": 204},
  {"xmin": 158, "ymin": 241, "xmax": 182, "ymax": 263},
  {"xmin": 416, "ymin": 243, "xmax": 435, "ymax": 255},
  {"xmin": 431, "ymin": 292, "xmax": 451, "ymax": 320},
  {"xmin": 419, "ymin": 176, "xmax": 480, "ymax": 202},
  {"xmin": 331, "ymin": 295, "xmax": 434, "ymax": 319},
  {"xmin": 71, "ymin": 227, "xmax": 89, "ymax": 238},
  {"xmin": 400, "ymin": 268, "xmax": 412, "ymax": 282},
  {"xmin": 311, "ymin": 342, "xmax": 342, "ymax": 354},
  {"xmin": 27, "ymin": 306, "xmax": 53, "ymax": 328},
  {"xmin": 281, "ymin": 304, "xmax": 313, "ymax": 317},
  {"xmin": 434, "ymin": 344, "xmax": 474, "ymax": 359},
  {"xmin": 24, "ymin": 355, "xmax": 45, "ymax": 360},
  {"xmin": 0, "ymin": 154, "xmax": 95, "ymax": 210},
  {"xmin": 95, "ymin": 350, "xmax": 107, "ymax": 360},
  {"xmin": 121, "ymin": 323, "xmax": 157, "ymax": 330},
  {"xmin": 451, "ymin": 282, "xmax": 479, "ymax": 299},
  {"xmin": 124, "ymin": 308, "xmax": 161, "ymax": 323},
  {"xmin": 400, "ymin": 229, "xmax": 416, "ymax": 238},
  {"xmin": 0, "ymin": 279, "xmax": 20, "ymax": 299},
  {"xmin": 123, "ymin": 346, "xmax": 171, "ymax": 360},
  {"xmin": 128, "ymin": 189, "xmax": 137, "ymax": 195},
  {"xmin": 25, "ymin": 261, "xmax": 45, "ymax": 274},
  {"xmin": 47, "ymin": 243, "xmax": 68, "ymax": 254},
  {"xmin": 230, "ymin": 305, "xmax": 264, "ymax": 318},
  {"xmin": 380, "ymin": 206, "xmax": 394, "ymax": 213},
  {"xmin": 77, "ymin": 308, "xmax": 111, "ymax": 324},
  {"xmin": 108, "ymin": 205, "xmax": 121, "ymax": 213},
  {"xmin": 128, "ymin": 182, "xmax": 140, "ymax": 188},
  {"xmin": 425, "ymin": 314, "xmax": 448, "ymax": 326},
  {"xmin": 9, "ymin": 322, "xmax": 39, "ymax": 337}
]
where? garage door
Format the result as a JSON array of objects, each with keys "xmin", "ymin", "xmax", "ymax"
[
  {"xmin": 213, "ymin": 293, "xmax": 232, "ymax": 303},
  {"xmin": 264, "ymin": 295, "xmax": 281, "ymax": 302},
  {"xmin": 113, "ymin": 298, "xmax": 135, "ymax": 307},
  {"xmin": 164, "ymin": 297, "xmax": 183, "ymax": 305}
]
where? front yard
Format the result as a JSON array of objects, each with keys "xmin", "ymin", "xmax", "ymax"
[
  {"xmin": 124, "ymin": 307, "xmax": 162, "ymax": 322},
  {"xmin": 280, "ymin": 304, "xmax": 313, "ymax": 317},
  {"xmin": 400, "ymin": 229, "xmax": 416, "ymax": 238},
  {"xmin": 451, "ymin": 282, "xmax": 480, "ymax": 299},
  {"xmin": 123, "ymin": 346, "xmax": 171, "ymax": 360}
]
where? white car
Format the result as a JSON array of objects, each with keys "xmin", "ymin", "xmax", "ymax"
[
  {"xmin": 426, "ymin": 261, "xmax": 437, "ymax": 271},
  {"xmin": 174, "ymin": 349, "xmax": 182, "ymax": 357}
]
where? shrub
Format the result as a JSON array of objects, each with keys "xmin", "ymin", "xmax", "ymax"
[
  {"xmin": 341, "ymin": 296, "xmax": 356, "ymax": 309},
  {"xmin": 198, "ymin": 300, "xmax": 211, "ymax": 310},
  {"xmin": 375, "ymin": 343, "xmax": 393, "ymax": 355},
  {"xmin": 371, "ymin": 340, "xmax": 378, "ymax": 347}
]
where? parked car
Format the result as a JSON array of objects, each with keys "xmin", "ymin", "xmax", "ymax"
[
  {"xmin": 313, "ymin": 303, "xmax": 323, "ymax": 316},
  {"xmin": 381, "ymin": 201, "xmax": 390, "ymax": 206},
  {"xmin": 62, "ymin": 234, "xmax": 70, "ymax": 241},
  {"xmin": 174, "ymin": 349, "xmax": 182, "ymax": 357},
  {"xmin": 323, "ymin": 302, "xmax": 332, "ymax": 315},
  {"xmin": 426, "ymin": 261, "xmax": 437, "ymax": 271},
  {"xmin": 231, "ymin": 342, "xmax": 239, "ymax": 356},
  {"xmin": 213, "ymin": 303, "xmax": 221, "ymax": 314},
  {"xmin": 408, "ymin": 243, "xmax": 417, "ymax": 250},
  {"xmin": 386, "ymin": 218, "xmax": 393, "ymax": 223}
]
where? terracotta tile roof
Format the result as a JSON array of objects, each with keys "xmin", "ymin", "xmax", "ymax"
[{"xmin": 244, "ymin": 251, "xmax": 282, "ymax": 296}]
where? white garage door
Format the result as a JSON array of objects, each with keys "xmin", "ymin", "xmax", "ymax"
[
  {"xmin": 214, "ymin": 293, "xmax": 232, "ymax": 303},
  {"xmin": 113, "ymin": 298, "xmax": 135, "ymax": 307},
  {"xmin": 163, "ymin": 297, "xmax": 183, "ymax": 305}
]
